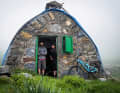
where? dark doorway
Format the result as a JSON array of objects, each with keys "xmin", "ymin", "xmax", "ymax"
[{"xmin": 38, "ymin": 36, "xmax": 57, "ymax": 77}]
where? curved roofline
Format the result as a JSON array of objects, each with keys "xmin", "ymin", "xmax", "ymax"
[{"xmin": 1, "ymin": 8, "xmax": 104, "ymax": 72}]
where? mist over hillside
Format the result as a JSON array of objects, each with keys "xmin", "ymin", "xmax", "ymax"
[
  {"xmin": 103, "ymin": 60, "xmax": 120, "ymax": 79},
  {"xmin": 103, "ymin": 60, "xmax": 120, "ymax": 69}
]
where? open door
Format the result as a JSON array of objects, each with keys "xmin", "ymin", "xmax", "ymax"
[{"xmin": 35, "ymin": 36, "xmax": 58, "ymax": 77}]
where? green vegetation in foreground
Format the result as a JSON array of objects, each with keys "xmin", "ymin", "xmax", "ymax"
[
  {"xmin": 0, "ymin": 69, "xmax": 120, "ymax": 93},
  {"xmin": 0, "ymin": 77, "xmax": 10, "ymax": 93}
]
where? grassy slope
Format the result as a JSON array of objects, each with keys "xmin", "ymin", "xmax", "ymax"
[
  {"xmin": 0, "ymin": 77, "xmax": 10, "ymax": 93},
  {"xmin": 0, "ymin": 69, "xmax": 120, "ymax": 93},
  {"xmin": 34, "ymin": 75, "xmax": 120, "ymax": 93},
  {"xmin": 8, "ymin": 74, "xmax": 120, "ymax": 93}
]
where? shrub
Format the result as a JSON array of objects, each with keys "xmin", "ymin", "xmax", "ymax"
[
  {"xmin": 88, "ymin": 80, "xmax": 120, "ymax": 93},
  {"xmin": 0, "ymin": 77, "xmax": 10, "ymax": 93},
  {"xmin": 56, "ymin": 76, "xmax": 88, "ymax": 88},
  {"xmin": 64, "ymin": 75, "xmax": 87, "ymax": 88},
  {"xmin": 10, "ymin": 74, "xmax": 53, "ymax": 93},
  {"xmin": 10, "ymin": 79, "xmax": 51, "ymax": 93},
  {"xmin": 56, "ymin": 76, "xmax": 89, "ymax": 93},
  {"xmin": 10, "ymin": 74, "xmax": 27, "ymax": 90},
  {"xmin": 9, "ymin": 74, "xmax": 120, "ymax": 93}
]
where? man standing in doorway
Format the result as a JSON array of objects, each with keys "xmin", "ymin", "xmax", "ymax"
[
  {"xmin": 50, "ymin": 44, "xmax": 57, "ymax": 77},
  {"xmin": 38, "ymin": 42, "xmax": 47, "ymax": 75}
]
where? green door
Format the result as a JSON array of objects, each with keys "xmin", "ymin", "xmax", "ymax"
[
  {"xmin": 35, "ymin": 36, "xmax": 38, "ymax": 73},
  {"xmin": 63, "ymin": 35, "xmax": 73, "ymax": 54}
]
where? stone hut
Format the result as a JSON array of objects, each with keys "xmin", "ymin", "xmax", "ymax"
[{"xmin": 2, "ymin": 1, "xmax": 104, "ymax": 78}]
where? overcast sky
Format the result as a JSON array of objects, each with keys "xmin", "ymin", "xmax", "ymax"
[{"xmin": 0, "ymin": 0, "xmax": 120, "ymax": 65}]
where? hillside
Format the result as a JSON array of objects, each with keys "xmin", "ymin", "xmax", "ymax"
[{"xmin": 104, "ymin": 61, "xmax": 120, "ymax": 79}]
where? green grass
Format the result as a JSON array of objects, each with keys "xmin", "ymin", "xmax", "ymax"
[
  {"xmin": 0, "ymin": 77, "xmax": 10, "ymax": 93},
  {"xmin": 0, "ymin": 70, "xmax": 120, "ymax": 93},
  {"xmin": 88, "ymin": 79, "xmax": 120, "ymax": 93},
  {"xmin": 9, "ymin": 74, "xmax": 120, "ymax": 93}
]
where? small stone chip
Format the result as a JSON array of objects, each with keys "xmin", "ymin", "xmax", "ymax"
[
  {"xmin": 63, "ymin": 29, "xmax": 68, "ymax": 34},
  {"xmin": 63, "ymin": 59, "xmax": 69, "ymax": 65},
  {"xmin": 63, "ymin": 56, "xmax": 67, "ymax": 59},
  {"xmin": 20, "ymin": 31, "xmax": 32, "ymax": 39},
  {"xmin": 42, "ymin": 29, "xmax": 48, "ymax": 32},
  {"xmin": 65, "ymin": 20, "xmax": 71, "ymax": 26},
  {"xmin": 49, "ymin": 12, "xmax": 55, "ymax": 20},
  {"xmin": 31, "ymin": 21, "xmax": 39, "ymax": 26},
  {"xmin": 34, "ymin": 24, "xmax": 42, "ymax": 29},
  {"xmin": 81, "ymin": 37, "xmax": 89, "ymax": 41}
]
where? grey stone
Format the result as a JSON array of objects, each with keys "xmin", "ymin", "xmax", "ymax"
[
  {"xmin": 25, "ymin": 48, "xmax": 35, "ymax": 57},
  {"xmin": 0, "ymin": 65, "xmax": 9, "ymax": 74},
  {"xmin": 19, "ymin": 73, "xmax": 32, "ymax": 78},
  {"xmin": 24, "ymin": 62, "xmax": 35, "ymax": 71},
  {"xmin": 98, "ymin": 78, "xmax": 107, "ymax": 81},
  {"xmin": 37, "ymin": 16, "xmax": 47, "ymax": 24},
  {"xmin": 48, "ymin": 24, "xmax": 62, "ymax": 33}
]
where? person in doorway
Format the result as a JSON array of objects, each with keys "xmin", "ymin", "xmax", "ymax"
[
  {"xmin": 50, "ymin": 44, "xmax": 57, "ymax": 77},
  {"xmin": 38, "ymin": 42, "xmax": 47, "ymax": 75}
]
